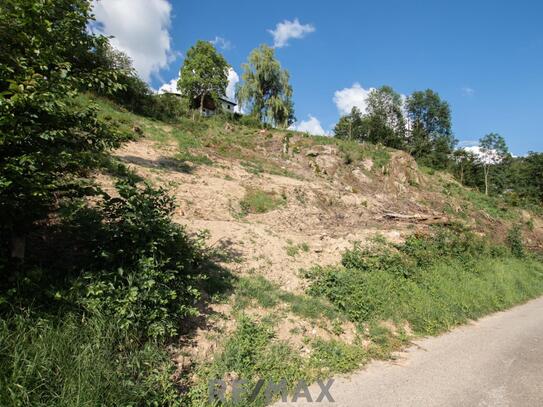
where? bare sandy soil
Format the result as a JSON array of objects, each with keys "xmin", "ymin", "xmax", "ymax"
[{"xmin": 103, "ymin": 134, "xmax": 543, "ymax": 372}]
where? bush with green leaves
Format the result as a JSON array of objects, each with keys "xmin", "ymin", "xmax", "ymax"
[
  {"xmin": 304, "ymin": 227, "xmax": 543, "ymax": 333},
  {"xmin": 507, "ymin": 224, "xmax": 525, "ymax": 258},
  {"xmin": 0, "ymin": 0, "xmax": 123, "ymax": 263},
  {"xmin": 75, "ymin": 182, "xmax": 208, "ymax": 339},
  {"xmin": 340, "ymin": 226, "xmax": 495, "ymax": 279}
]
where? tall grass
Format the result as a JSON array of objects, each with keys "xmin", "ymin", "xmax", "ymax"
[
  {"xmin": 0, "ymin": 311, "xmax": 180, "ymax": 407},
  {"xmin": 306, "ymin": 229, "xmax": 543, "ymax": 335}
]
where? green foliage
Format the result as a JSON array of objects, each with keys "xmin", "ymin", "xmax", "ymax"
[
  {"xmin": 176, "ymin": 151, "xmax": 214, "ymax": 166},
  {"xmin": 333, "ymin": 107, "xmax": 367, "ymax": 140},
  {"xmin": 0, "ymin": 311, "xmax": 180, "ymax": 407},
  {"xmin": 507, "ymin": 224, "xmax": 525, "ymax": 258},
  {"xmin": 74, "ymin": 182, "xmax": 207, "ymax": 339},
  {"xmin": 405, "ymin": 89, "xmax": 455, "ymax": 169},
  {"xmin": 234, "ymin": 275, "xmax": 342, "ymax": 322},
  {"xmin": 182, "ymin": 316, "xmax": 307, "ymax": 407},
  {"xmin": 93, "ymin": 43, "xmax": 188, "ymax": 121},
  {"xmin": 236, "ymin": 45, "xmax": 295, "ymax": 128},
  {"xmin": 309, "ymin": 338, "xmax": 366, "ymax": 374},
  {"xmin": 239, "ymin": 188, "xmax": 286, "ymax": 215},
  {"xmin": 0, "ymin": 0, "xmax": 123, "ymax": 260},
  {"xmin": 333, "ymin": 86, "xmax": 405, "ymax": 150},
  {"xmin": 335, "ymin": 139, "xmax": 391, "ymax": 169},
  {"xmin": 479, "ymin": 133, "xmax": 510, "ymax": 196},
  {"xmin": 442, "ymin": 181, "xmax": 518, "ymax": 220},
  {"xmin": 305, "ymin": 227, "xmax": 543, "ymax": 334},
  {"xmin": 178, "ymin": 40, "xmax": 229, "ymax": 113},
  {"xmin": 285, "ymin": 241, "xmax": 310, "ymax": 257},
  {"xmin": 513, "ymin": 152, "xmax": 543, "ymax": 204},
  {"xmin": 452, "ymin": 149, "xmax": 482, "ymax": 187},
  {"xmin": 364, "ymin": 86, "xmax": 406, "ymax": 148}
]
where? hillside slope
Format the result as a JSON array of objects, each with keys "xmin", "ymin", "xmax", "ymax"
[{"xmin": 93, "ymin": 95, "xmax": 543, "ymax": 404}]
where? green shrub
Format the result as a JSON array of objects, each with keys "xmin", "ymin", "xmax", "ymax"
[
  {"xmin": 236, "ymin": 114, "xmax": 267, "ymax": 128},
  {"xmin": 305, "ymin": 227, "xmax": 543, "ymax": 334},
  {"xmin": 309, "ymin": 339, "xmax": 366, "ymax": 374},
  {"xmin": 507, "ymin": 224, "xmax": 525, "ymax": 258},
  {"xmin": 182, "ymin": 316, "xmax": 307, "ymax": 407},
  {"xmin": 76, "ymin": 182, "xmax": 207, "ymax": 339}
]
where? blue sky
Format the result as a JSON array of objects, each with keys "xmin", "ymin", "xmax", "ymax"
[{"xmin": 93, "ymin": 0, "xmax": 543, "ymax": 155}]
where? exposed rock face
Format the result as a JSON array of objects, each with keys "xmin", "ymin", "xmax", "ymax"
[
  {"xmin": 305, "ymin": 145, "xmax": 342, "ymax": 176},
  {"xmin": 384, "ymin": 151, "xmax": 423, "ymax": 192}
]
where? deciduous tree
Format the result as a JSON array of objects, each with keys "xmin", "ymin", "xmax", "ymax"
[
  {"xmin": 479, "ymin": 133, "xmax": 509, "ymax": 195},
  {"xmin": 236, "ymin": 45, "xmax": 295, "ymax": 128},
  {"xmin": 178, "ymin": 40, "xmax": 229, "ymax": 115},
  {"xmin": 365, "ymin": 86, "xmax": 406, "ymax": 148},
  {"xmin": 0, "ymin": 0, "xmax": 122, "ymax": 261},
  {"xmin": 406, "ymin": 89, "xmax": 455, "ymax": 169},
  {"xmin": 333, "ymin": 107, "xmax": 366, "ymax": 140}
]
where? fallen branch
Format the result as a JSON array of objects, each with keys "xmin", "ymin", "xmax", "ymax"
[{"xmin": 383, "ymin": 212, "xmax": 450, "ymax": 225}]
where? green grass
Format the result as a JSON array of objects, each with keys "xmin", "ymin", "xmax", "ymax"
[
  {"xmin": 176, "ymin": 151, "xmax": 213, "ymax": 166},
  {"xmin": 233, "ymin": 275, "xmax": 343, "ymax": 322},
  {"xmin": 291, "ymin": 134, "xmax": 392, "ymax": 170},
  {"xmin": 239, "ymin": 188, "xmax": 286, "ymax": 215},
  {"xmin": 305, "ymin": 230, "xmax": 543, "ymax": 335},
  {"xmin": 442, "ymin": 181, "xmax": 519, "ymax": 221},
  {"xmin": 285, "ymin": 241, "xmax": 310, "ymax": 257},
  {"xmin": 0, "ymin": 311, "xmax": 180, "ymax": 407},
  {"xmin": 181, "ymin": 315, "xmax": 369, "ymax": 407}
]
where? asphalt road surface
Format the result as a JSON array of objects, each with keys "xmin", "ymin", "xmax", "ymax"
[{"xmin": 276, "ymin": 296, "xmax": 543, "ymax": 407}]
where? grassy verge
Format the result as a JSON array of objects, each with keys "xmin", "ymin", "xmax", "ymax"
[
  {"xmin": 0, "ymin": 311, "xmax": 180, "ymax": 407},
  {"xmin": 182, "ymin": 226, "xmax": 543, "ymax": 406},
  {"xmin": 181, "ymin": 316, "xmax": 373, "ymax": 407},
  {"xmin": 307, "ymin": 256, "xmax": 543, "ymax": 335}
]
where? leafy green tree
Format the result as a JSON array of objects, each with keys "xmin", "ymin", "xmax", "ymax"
[
  {"xmin": 479, "ymin": 133, "xmax": 509, "ymax": 195},
  {"xmin": 177, "ymin": 40, "xmax": 229, "ymax": 115},
  {"xmin": 453, "ymin": 149, "xmax": 480, "ymax": 186},
  {"xmin": 521, "ymin": 153, "xmax": 543, "ymax": 203},
  {"xmin": 0, "ymin": 0, "xmax": 121, "ymax": 262},
  {"xmin": 236, "ymin": 44, "xmax": 295, "ymax": 128},
  {"xmin": 365, "ymin": 86, "xmax": 406, "ymax": 148},
  {"xmin": 406, "ymin": 89, "xmax": 455, "ymax": 169},
  {"xmin": 333, "ymin": 107, "xmax": 366, "ymax": 140}
]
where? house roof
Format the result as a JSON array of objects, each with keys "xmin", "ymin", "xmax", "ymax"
[
  {"xmin": 218, "ymin": 96, "xmax": 236, "ymax": 106},
  {"xmin": 160, "ymin": 92, "xmax": 237, "ymax": 107}
]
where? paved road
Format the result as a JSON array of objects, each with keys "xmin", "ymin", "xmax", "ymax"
[{"xmin": 276, "ymin": 296, "xmax": 543, "ymax": 407}]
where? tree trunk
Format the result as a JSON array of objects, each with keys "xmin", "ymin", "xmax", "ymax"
[
  {"xmin": 199, "ymin": 94, "xmax": 205, "ymax": 116},
  {"xmin": 484, "ymin": 165, "xmax": 489, "ymax": 195}
]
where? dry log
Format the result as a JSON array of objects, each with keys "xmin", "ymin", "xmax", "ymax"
[{"xmin": 383, "ymin": 212, "xmax": 450, "ymax": 225}]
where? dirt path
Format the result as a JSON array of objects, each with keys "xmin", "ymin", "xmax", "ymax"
[{"xmin": 277, "ymin": 296, "xmax": 543, "ymax": 407}]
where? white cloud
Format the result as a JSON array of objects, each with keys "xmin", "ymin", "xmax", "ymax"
[
  {"xmin": 92, "ymin": 0, "xmax": 177, "ymax": 82},
  {"xmin": 226, "ymin": 68, "xmax": 239, "ymax": 101},
  {"xmin": 463, "ymin": 146, "xmax": 495, "ymax": 164},
  {"xmin": 458, "ymin": 140, "xmax": 479, "ymax": 148},
  {"xmin": 463, "ymin": 146, "xmax": 511, "ymax": 164},
  {"xmin": 268, "ymin": 18, "xmax": 315, "ymax": 48},
  {"xmin": 158, "ymin": 77, "xmax": 178, "ymax": 94},
  {"xmin": 333, "ymin": 83, "xmax": 374, "ymax": 115},
  {"xmin": 462, "ymin": 86, "xmax": 475, "ymax": 96},
  {"xmin": 290, "ymin": 115, "xmax": 327, "ymax": 136},
  {"xmin": 211, "ymin": 36, "xmax": 232, "ymax": 50}
]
